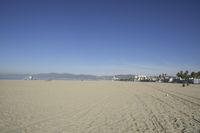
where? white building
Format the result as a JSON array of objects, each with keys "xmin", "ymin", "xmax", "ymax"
[
  {"xmin": 29, "ymin": 76, "xmax": 33, "ymax": 80},
  {"xmin": 193, "ymin": 79, "xmax": 200, "ymax": 84},
  {"xmin": 135, "ymin": 75, "xmax": 147, "ymax": 81},
  {"xmin": 112, "ymin": 76, "xmax": 119, "ymax": 81},
  {"xmin": 24, "ymin": 75, "xmax": 34, "ymax": 80},
  {"xmin": 168, "ymin": 77, "xmax": 174, "ymax": 83}
]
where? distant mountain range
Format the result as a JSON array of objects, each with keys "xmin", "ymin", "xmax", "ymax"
[{"xmin": 0, "ymin": 73, "xmax": 135, "ymax": 80}]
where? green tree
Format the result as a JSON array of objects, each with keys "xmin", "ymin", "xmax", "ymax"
[
  {"xmin": 176, "ymin": 72, "xmax": 180, "ymax": 78},
  {"xmin": 191, "ymin": 71, "xmax": 195, "ymax": 79},
  {"xmin": 177, "ymin": 70, "xmax": 184, "ymax": 79},
  {"xmin": 177, "ymin": 70, "xmax": 188, "ymax": 87},
  {"xmin": 198, "ymin": 71, "xmax": 200, "ymax": 78},
  {"xmin": 184, "ymin": 70, "xmax": 190, "ymax": 86}
]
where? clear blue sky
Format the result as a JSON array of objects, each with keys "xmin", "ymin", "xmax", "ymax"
[{"xmin": 0, "ymin": 0, "xmax": 200, "ymax": 75}]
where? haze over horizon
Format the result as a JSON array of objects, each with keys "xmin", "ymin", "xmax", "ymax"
[{"xmin": 1, "ymin": 0, "xmax": 200, "ymax": 75}]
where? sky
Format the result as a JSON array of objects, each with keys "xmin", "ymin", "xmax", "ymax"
[{"xmin": 0, "ymin": 0, "xmax": 200, "ymax": 75}]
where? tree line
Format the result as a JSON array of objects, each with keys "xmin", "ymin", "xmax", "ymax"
[
  {"xmin": 176, "ymin": 70, "xmax": 200, "ymax": 79},
  {"xmin": 176, "ymin": 70, "xmax": 200, "ymax": 86}
]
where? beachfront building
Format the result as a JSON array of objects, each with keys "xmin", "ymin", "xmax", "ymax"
[
  {"xmin": 150, "ymin": 76, "xmax": 158, "ymax": 82},
  {"xmin": 24, "ymin": 75, "xmax": 35, "ymax": 80},
  {"xmin": 168, "ymin": 77, "xmax": 175, "ymax": 83},
  {"xmin": 135, "ymin": 75, "xmax": 148, "ymax": 81},
  {"xmin": 29, "ymin": 76, "xmax": 33, "ymax": 80},
  {"xmin": 168, "ymin": 77, "xmax": 182, "ymax": 83},
  {"xmin": 193, "ymin": 78, "xmax": 200, "ymax": 84},
  {"xmin": 112, "ymin": 76, "xmax": 119, "ymax": 81}
]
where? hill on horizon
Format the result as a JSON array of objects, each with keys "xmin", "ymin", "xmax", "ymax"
[{"xmin": 0, "ymin": 73, "xmax": 135, "ymax": 80}]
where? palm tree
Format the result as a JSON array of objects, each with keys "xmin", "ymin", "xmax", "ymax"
[
  {"xmin": 198, "ymin": 71, "xmax": 200, "ymax": 78},
  {"xmin": 191, "ymin": 72, "xmax": 195, "ymax": 79},
  {"xmin": 176, "ymin": 72, "xmax": 180, "ymax": 78},
  {"xmin": 184, "ymin": 70, "xmax": 190, "ymax": 86},
  {"xmin": 177, "ymin": 71, "xmax": 183, "ymax": 86},
  {"xmin": 184, "ymin": 70, "xmax": 189, "ymax": 77},
  {"xmin": 177, "ymin": 71, "xmax": 185, "ymax": 79},
  {"xmin": 177, "ymin": 70, "xmax": 189, "ymax": 87},
  {"xmin": 180, "ymin": 71, "xmax": 184, "ymax": 79},
  {"xmin": 158, "ymin": 74, "xmax": 162, "ymax": 81},
  {"xmin": 191, "ymin": 71, "xmax": 200, "ymax": 79},
  {"xmin": 195, "ymin": 72, "xmax": 198, "ymax": 78}
]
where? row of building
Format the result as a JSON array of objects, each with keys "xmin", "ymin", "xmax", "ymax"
[{"xmin": 112, "ymin": 75, "xmax": 200, "ymax": 84}]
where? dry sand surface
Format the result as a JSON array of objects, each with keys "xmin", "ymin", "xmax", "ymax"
[{"xmin": 0, "ymin": 80, "xmax": 200, "ymax": 133}]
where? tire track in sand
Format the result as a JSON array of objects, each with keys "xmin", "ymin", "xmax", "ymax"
[
  {"xmin": 1, "ymin": 94, "xmax": 113, "ymax": 133},
  {"xmin": 148, "ymin": 94, "xmax": 200, "ymax": 132},
  {"xmin": 122, "ymin": 86, "xmax": 166, "ymax": 133},
  {"xmin": 148, "ymin": 84, "xmax": 200, "ymax": 107},
  {"xmin": 134, "ymin": 94, "xmax": 165, "ymax": 133},
  {"xmin": 148, "ymin": 85, "xmax": 200, "ymax": 123},
  {"xmin": 144, "ymin": 84, "xmax": 200, "ymax": 132}
]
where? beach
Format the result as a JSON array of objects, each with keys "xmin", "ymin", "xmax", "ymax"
[{"xmin": 0, "ymin": 80, "xmax": 200, "ymax": 133}]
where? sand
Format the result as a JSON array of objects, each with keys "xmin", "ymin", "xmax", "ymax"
[{"xmin": 0, "ymin": 80, "xmax": 200, "ymax": 133}]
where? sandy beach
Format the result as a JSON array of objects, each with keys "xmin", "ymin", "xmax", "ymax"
[{"xmin": 0, "ymin": 80, "xmax": 200, "ymax": 133}]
